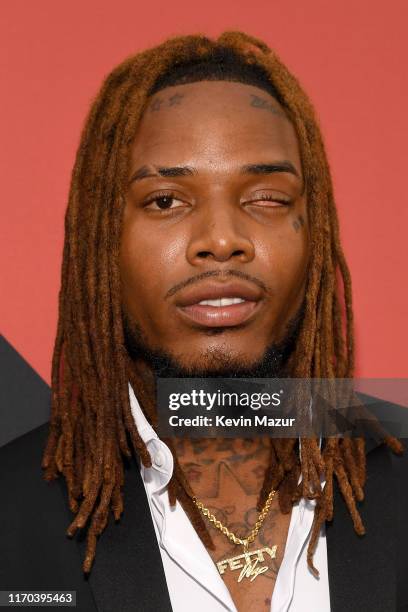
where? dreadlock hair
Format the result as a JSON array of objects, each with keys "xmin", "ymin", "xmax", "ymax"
[{"xmin": 42, "ymin": 30, "xmax": 404, "ymax": 576}]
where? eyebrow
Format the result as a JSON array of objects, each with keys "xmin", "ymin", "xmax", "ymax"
[
  {"xmin": 129, "ymin": 165, "xmax": 195, "ymax": 183},
  {"xmin": 240, "ymin": 162, "xmax": 300, "ymax": 179},
  {"xmin": 129, "ymin": 160, "xmax": 302, "ymax": 187},
  {"xmin": 240, "ymin": 161, "xmax": 304, "ymax": 194}
]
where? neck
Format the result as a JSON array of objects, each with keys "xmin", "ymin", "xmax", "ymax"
[{"xmin": 174, "ymin": 437, "xmax": 272, "ymax": 500}]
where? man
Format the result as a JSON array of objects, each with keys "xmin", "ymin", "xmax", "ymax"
[{"xmin": 1, "ymin": 31, "xmax": 407, "ymax": 612}]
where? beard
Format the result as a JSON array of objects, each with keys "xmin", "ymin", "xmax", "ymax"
[{"xmin": 122, "ymin": 302, "xmax": 305, "ymax": 379}]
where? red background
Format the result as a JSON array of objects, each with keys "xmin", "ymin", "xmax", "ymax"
[{"xmin": 1, "ymin": 0, "xmax": 407, "ymax": 383}]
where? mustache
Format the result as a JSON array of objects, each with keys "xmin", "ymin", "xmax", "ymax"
[{"xmin": 165, "ymin": 269, "xmax": 270, "ymax": 300}]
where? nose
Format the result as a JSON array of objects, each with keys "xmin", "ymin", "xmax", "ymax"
[{"xmin": 186, "ymin": 202, "xmax": 255, "ymax": 266}]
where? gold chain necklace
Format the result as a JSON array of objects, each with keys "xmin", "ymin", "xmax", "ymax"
[{"xmin": 192, "ymin": 487, "xmax": 278, "ymax": 583}]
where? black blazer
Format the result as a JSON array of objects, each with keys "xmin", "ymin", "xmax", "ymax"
[{"xmin": 1, "ymin": 409, "xmax": 408, "ymax": 612}]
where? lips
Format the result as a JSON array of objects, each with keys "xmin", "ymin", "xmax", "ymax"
[{"xmin": 175, "ymin": 280, "xmax": 263, "ymax": 328}]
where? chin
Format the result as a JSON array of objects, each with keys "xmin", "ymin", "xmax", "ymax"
[
  {"xmin": 170, "ymin": 358, "xmax": 257, "ymax": 376},
  {"xmin": 177, "ymin": 342, "xmax": 262, "ymax": 367},
  {"xmin": 123, "ymin": 313, "xmax": 297, "ymax": 378},
  {"xmin": 154, "ymin": 345, "xmax": 281, "ymax": 379}
]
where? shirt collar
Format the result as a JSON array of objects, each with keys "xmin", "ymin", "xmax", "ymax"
[
  {"xmin": 128, "ymin": 382, "xmax": 158, "ymax": 445},
  {"xmin": 128, "ymin": 382, "xmax": 174, "ymax": 490}
]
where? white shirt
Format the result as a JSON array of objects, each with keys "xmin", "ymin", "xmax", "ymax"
[{"xmin": 129, "ymin": 383, "xmax": 331, "ymax": 612}]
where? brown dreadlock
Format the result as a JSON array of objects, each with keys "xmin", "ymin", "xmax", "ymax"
[{"xmin": 41, "ymin": 30, "xmax": 404, "ymax": 577}]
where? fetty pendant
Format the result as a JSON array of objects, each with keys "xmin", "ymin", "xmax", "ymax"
[{"xmin": 217, "ymin": 545, "xmax": 278, "ymax": 583}]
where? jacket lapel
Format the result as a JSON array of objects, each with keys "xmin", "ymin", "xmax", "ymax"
[
  {"xmin": 73, "ymin": 457, "xmax": 172, "ymax": 612},
  {"xmin": 326, "ymin": 440, "xmax": 397, "ymax": 612}
]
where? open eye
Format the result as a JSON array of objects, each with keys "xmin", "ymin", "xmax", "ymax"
[{"xmin": 144, "ymin": 192, "xmax": 186, "ymax": 211}]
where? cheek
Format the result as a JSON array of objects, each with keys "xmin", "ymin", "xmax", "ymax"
[
  {"xmin": 119, "ymin": 221, "xmax": 187, "ymax": 308},
  {"xmin": 254, "ymin": 225, "xmax": 309, "ymax": 296}
]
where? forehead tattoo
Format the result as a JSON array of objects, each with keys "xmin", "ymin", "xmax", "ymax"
[
  {"xmin": 149, "ymin": 92, "xmax": 185, "ymax": 112},
  {"xmin": 249, "ymin": 94, "xmax": 287, "ymax": 119},
  {"xmin": 148, "ymin": 89, "xmax": 286, "ymax": 120}
]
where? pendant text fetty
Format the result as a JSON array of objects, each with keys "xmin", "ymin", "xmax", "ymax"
[{"xmin": 217, "ymin": 545, "xmax": 278, "ymax": 583}]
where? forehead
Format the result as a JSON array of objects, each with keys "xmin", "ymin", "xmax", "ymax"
[{"xmin": 130, "ymin": 81, "xmax": 302, "ymax": 173}]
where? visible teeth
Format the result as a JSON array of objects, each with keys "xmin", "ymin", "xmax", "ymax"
[{"xmin": 198, "ymin": 297, "xmax": 245, "ymax": 307}]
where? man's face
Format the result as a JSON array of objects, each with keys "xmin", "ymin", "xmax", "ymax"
[{"xmin": 119, "ymin": 80, "xmax": 309, "ymax": 373}]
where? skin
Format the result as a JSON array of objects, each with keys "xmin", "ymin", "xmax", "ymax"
[
  {"xmin": 119, "ymin": 81, "xmax": 309, "ymax": 610},
  {"xmin": 120, "ymin": 81, "xmax": 309, "ymax": 372}
]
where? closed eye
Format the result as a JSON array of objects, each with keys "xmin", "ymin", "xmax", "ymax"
[{"xmin": 245, "ymin": 194, "xmax": 292, "ymax": 207}]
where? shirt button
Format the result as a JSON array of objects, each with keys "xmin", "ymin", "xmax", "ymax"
[{"xmin": 154, "ymin": 451, "xmax": 165, "ymax": 468}]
